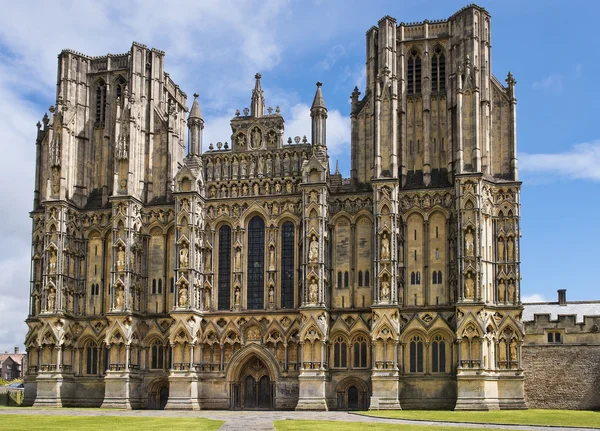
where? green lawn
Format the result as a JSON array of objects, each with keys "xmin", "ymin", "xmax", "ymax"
[
  {"xmin": 0, "ymin": 415, "xmax": 224, "ymax": 431},
  {"xmin": 274, "ymin": 420, "xmax": 518, "ymax": 431},
  {"xmin": 358, "ymin": 409, "xmax": 600, "ymax": 428}
]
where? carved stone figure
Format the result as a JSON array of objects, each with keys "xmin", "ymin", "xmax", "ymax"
[
  {"xmin": 308, "ymin": 277, "xmax": 318, "ymax": 303},
  {"xmin": 465, "ymin": 228, "xmax": 474, "ymax": 256},
  {"xmin": 49, "ymin": 249, "xmax": 57, "ymax": 272},
  {"xmin": 204, "ymin": 288, "xmax": 211, "ymax": 310},
  {"xmin": 269, "ymin": 246, "xmax": 275, "ymax": 271},
  {"xmin": 283, "ymin": 153, "xmax": 291, "ymax": 175},
  {"xmin": 47, "ymin": 287, "xmax": 55, "ymax": 311},
  {"xmin": 236, "ymin": 133, "xmax": 245, "ymax": 148},
  {"xmin": 257, "ymin": 155, "xmax": 264, "ymax": 176},
  {"xmin": 268, "ymin": 286, "xmax": 274, "ymax": 305},
  {"xmin": 115, "ymin": 287, "xmax": 124, "ymax": 309},
  {"xmin": 498, "ymin": 238, "xmax": 505, "ymax": 261},
  {"xmin": 232, "ymin": 157, "xmax": 239, "ymax": 179},
  {"xmin": 178, "ymin": 286, "xmax": 188, "ymax": 306},
  {"xmin": 498, "ymin": 280, "xmax": 506, "ymax": 302},
  {"xmin": 465, "ymin": 273, "xmax": 474, "ymax": 299},
  {"xmin": 214, "ymin": 158, "xmax": 221, "ymax": 180},
  {"xmin": 507, "ymin": 237, "xmax": 514, "ymax": 261},
  {"xmin": 510, "ymin": 340, "xmax": 518, "ymax": 362},
  {"xmin": 380, "ymin": 277, "xmax": 390, "ymax": 300},
  {"xmin": 381, "ymin": 233, "xmax": 390, "ymax": 260},
  {"xmin": 240, "ymin": 157, "xmax": 247, "ymax": 178},
  {"xmin": 274, "ymin": 154, "xmax": 281, "ymax": 175},
  {"xmin": 252, "ymin": 127, "xmax": 261, "ymax": 148},
  {"xmin": 248, "ymin": 156, "xmax": 255, "ymax": 178},
  {"xmin": 285, "ymin": 181, "xmax": 293, "ymax": 193},
  {"xmin": 117, "ymin": 245, "xmax": 125, "ymax": 271},
  {"xmin": 275, "ymin": 182, "xmax": 282, "ymax": 193},
  {"xmin": 308, "ymin": 235, "xmax": 319, "ymax": 262},
  {"xmin": 205, "ymin": 249, "xmax": 212, "ymax": 270},
  {"xmin": 508, "ymin": 280, "xmax": 515, "ymax": 303},
  {"xmin": 179, "ymin": 244, "xmax": 189, "ymax": 268}
]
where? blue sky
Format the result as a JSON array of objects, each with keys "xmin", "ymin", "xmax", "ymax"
[{"xmin": 0, "ymin": 0, "xmax": 598, "ymax": 352}]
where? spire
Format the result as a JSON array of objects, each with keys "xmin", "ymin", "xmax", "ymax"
[
  {"xmin": 334, "ymin": 160, "xmax": 340, "ymax": 175},
  {"xmin": 188, "ymin": 93, "xmax": 203, "ymax": 120},
  {"xmin": 311, "ymin": 81, "xmax": 326, "ymax": 110},
  {"xmin": 251, "ymin": 73, "xmax": 264, "ymax": 117}
]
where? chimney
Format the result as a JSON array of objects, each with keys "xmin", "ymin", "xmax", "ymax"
[
  {"xmin": 557, "ymin": 289, "xmax": 567, "ymax": 306},
  {"xmin": 14, "ymin": 346, "xmax": 19, "ymax": 354}
]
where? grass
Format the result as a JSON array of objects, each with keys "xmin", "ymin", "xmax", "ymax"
[
  {"xmin": 0, "ymin": 415, "xmax": 224, "ymax": 431},
  {"xmin": 274, "ymin": 420, "xmax": 518, "ymax": 431},
  {"xmin": 358, "ymin": 409, "xmax": 600, "ymax": 428}
]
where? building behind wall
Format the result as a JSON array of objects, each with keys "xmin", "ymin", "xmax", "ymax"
[{"xmin": 24, "ymin": 4, "xmax": 528, "ymax": 410}]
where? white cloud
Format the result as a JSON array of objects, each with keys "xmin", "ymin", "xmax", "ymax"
[
  {"xmin": 317, "ymin": 44, "xmax": 346, "ymax": 71},
  {"xmin": 521, "ymin": 293, "xmax": 548, "ymax": 303},
  {"xmin": 519, "ymin": 140, "xmax": 600, "ymax": 182},
  {"xmin": 532, "ymin": 74, "xmax": 563, "ymax": 92}
]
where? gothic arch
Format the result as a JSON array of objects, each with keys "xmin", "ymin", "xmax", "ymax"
[{"xmin": 225, "ymin": 343, "xmax": 281, "ymax": 383}]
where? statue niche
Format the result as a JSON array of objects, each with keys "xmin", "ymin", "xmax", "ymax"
[
  {"xmin": 380, "ymin": 232, "xmax": 390, "ymax": 261},
  {"xmin": 251, "ymin": 127, "xmax": 262, "ymax": 149},
  {"xmin": 465, "ymin": 228, "xmax": 474, "ymax": 257},
  {"xmin": 308, "ymin": 277, "xmax": 318, "ymax": 304},
  {"xmin": 308, "ymin": 235, "xmax": 319, "ymax": 263},
  {"xmin": 464, "ymin": 272, "xmax": 474, "ymax": 300}
]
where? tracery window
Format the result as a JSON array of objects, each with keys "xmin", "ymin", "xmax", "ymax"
[
  {"xmin": 150, "ymin": 340, "xmax": 164, "ymax": 369},
  {"xmin": 409, "ymin": 335, "xmax": 424, "ymax": 373},
  {"xmin": 218, "ymin": 226, "xmax": 232, "ymax": 310},
  {"xmin": 333, "ymin": 336, "xmax": 348, "ymax": 368},
  {"xmin": 431, "ymin": 334, "xmax": 446, "ymax": 373},
  {"xmin": 431, "ymin": 46, "xmax": 446, "ymax": 93},
  {"xmin": 85, "ymin": 342, "xmax": 99, "ymax": 375},
  {"xmin": 247, "ymin": 216, "xmax": 265, "ymax": 310},
  {"xmin": 353, "ymin": 336, "xmax": 368, "ymax": 368},
  {"xmin": 281, "ymin": 222, "xmax": 295, "ymax": 309},
  {"xmin": 95, "ymin": 80, "xmax": 107, "ymax": 123},
  {"xmin": 407, "ymin": 49, "xmax": 422, "ymax": 95}
]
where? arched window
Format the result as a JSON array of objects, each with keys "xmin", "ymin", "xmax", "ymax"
[
  {"xmin": 281, "ymin": 222, "xmax": 295, "ymax": 309},
  {"xmin": 115, "ymin": 76, "xmax": 126, "ymax": 108},
  {"xmin": 358, "ymin": 271, "xmax": 363, "ymax": 287},
  {"xmin": 433, "ymin": 138, "xmax": 437, "ymax": 153},
  {"xmin": 438, "ymin": 271, "xmax": 442, "ymax": 284},
  {"xmin": 152, "ymin": 279, "xmax": 156, "ymax": 295},
  {"xmin": 547, "ymin": 333, "xmax": 553, "ymax": 343},
  {"xmin": 338, "ymin": 271, "xmax": 342, "ymax": 289},
  {"xmin": 344, "ymin": 271, "xmax": 349, "ymax": 289},
  {"xmin": 431, "ymin": 334, "xmax": 446, "ymax": 373},
  {"xmin": 247, "ymin": 216, "xmax": 265, "ymax": 310},
  {"xmin": 333, "ymin": 336, "xmax": 348, "ymax": 368},
  {"xmin": 218, "ymin": 225, "xmax": 232, "ymax": 310},
  {"xmin": 407, "ymin": 49, "xmax": 422, "ymax": 95},
  {"xmin": 435, "ymin": 248, "xmax": 439, "ymax": 260},
  {"xmin": 416, "ymin": 271, "xmax": 421, "ymax": 285},
  {"xmin": 158, "ymin": 279, "xmax": 163, "ymax": 294},
  {"xmin": 353, "ymin": 336, "xmax": 368, "ymax": 368},
  {"xmin": 431, "ymin": 46, "xmax": 446, "ymax": 93},
  {"xmin": 95, "ymin": 80, "xmax": 107, "ymax": 123},
  {"xmin": 432, "ymin": 271, "xmax": 437, "ymax": 284},
  {"xmin": 150, "ymin": 340, "xmax": 164, "ymax": 369},
  {"xmin": 170, "ymin": 277, "xmax": 174, "ymax": 293},
  {"xmin": 411, "ymin": 272, "xmax": 416, "ymax": 285},
  {"xmin": 365, "ymin": 271, "xmax": 370, "ymax": 287},
  {"xmin": 409, "ymin": 335, "xmax": 424, "ymax": 373},
  {"xmin": 85, "ymin": 342, "xmax": 99, "ymax": 375}
]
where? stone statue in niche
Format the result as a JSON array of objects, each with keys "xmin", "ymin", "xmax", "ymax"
[
  {"xmin": 465, "ymin": 228, "xmax": 474, "ymax": 256},
  {"xmin": 248, "ymin": 156, "xmax": 255, "ymax": 178},
  {"xmin": 223, "ymin": 158, "xmax": 230, "ymax": 180},
  {"xmin": 206, "ymin": 159, "xmax": 213, "ymax": 181},
  {"xmin": 242, "ymin": 184, "xmax": 249, "ymax": 196},
  {"xmin": 308, "ymin": 277, "xmax": 318, "ymax": 304},
  {"xmin": 275, "ymin": 182, "xmax": 282, "ymax": 193},
  {"xmin": 204, "ymin": 288, "xmax": 211, "ymax": 310},
  {"xmin": 381, "ymin": 233, "xmax": 390, "ymax": 260},
  {"xmin": 285, "ymin": 181, "xmax": 293, "ymax": 193},
  {"xmin": 116, "ymin": 245, "xmax": 126, "ymax": 271},
  {"xmin": 308, "ymin": 235, "xmax": 319, "ymax": 263},
  {"xmin": 235, "ymin": 248, "xmax": 241, "ymax": 272},
  {"xmin": 214, "ymin": 158, "xmax": 221, "ymax": 181},
  {"xmin": 465, "ymin": 273, "xmax": 474, "ymax": 299},
  {"xmin": 498, "ymin": 279, "xmax": 506, "ymax": 302},
  {"xmin": 309, "ymin": 190, "xmax": 318, "ymax": 203},
  {"xmin": 268, "ymin": 286, "xmax": 274, "ymax": 306},
  {"xmin": 115, "ymin": 287, "xmax": 124, "ymax": 309},
  {"xmin": 269, "ymin": 245, "xmax": 275, "ymax": 271},
  {"xmin": 398, "ymin": 282, "xmax": 404, "ymax": 306},
  {"xmin": 380, "ymin": 276, "xmax": 390, "ymax": 301},
  {"xmin": 47, "ymin": 287, "xmax": 55, "ymax": 311},
  {"xmin": 205, "ymin": 249, "xmax": 212, "ymax": 270},
  {"xmin": 240, "ymin": 157, "xmax": 247, "ymax": 178},
  {"xmin": 253, "ymin": 182, "xmax": 259, "ymax": 196},
  {"xmin": 231, "ymin": 185, "xmax": 238, "ymax": 198},
  {"xmin": 251, "ymin": 127, "xmax": 261, "ymax": 148},
  {"xmin": 498, "ymin": 238, "xmax": 505, "ymax": 261},
  {"xmin": 274, "ymin": 154, "xmax": 281, "ymax": 175},
  {"xmin": 508, "ymin": 280, "xmax": 515, "ymax": 303},
  {"xmin": 283, "ymin": 153, "xmax": 291, "ymax": 175},
  {"xmin": 179, "ymin": 244, "xmax": 189, "ymax": 268},
  {"xmin": 48, "ymin": 249, "xmax": 57, "ymax": 272},
  {"xmin": 178, "ymin": 285, "xmax": 188, "ymax": 306},
  {"xmin": 268, "ymin": 130, "xmax": 277, "ymax": 146},
  {"xmin": 510, "ymin": 340, "xmax": 518, "ymax": 362},
  {"xmin": 265, "ymin": 182, "xmax": 271, "ymax": 194},
  {"xmin": 292, "ymin": 152, "xmax": 299, "ymax": 173},
  {"xmin": 234, "ymin": 287, "xmax": 240, "ymax": 307},
  {"xmin": 507, "ymin": 237, "xmax": 514, "ymax": 261},
  {"xmin": 265, "ymin": 154, "xmax": 272, "ymax": 175},
  {"xmin": 257, "ymin": 155, "xmax": 264, "ymax": 177}
]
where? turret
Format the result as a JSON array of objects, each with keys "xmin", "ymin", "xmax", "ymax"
[
  {"xmin": 310, "ymin": 82, "xmax": 327, "ymax": 151},
  {"xmin": 188, "ymin": 93, "xmax": 204, "ymax": 155},
  {"xmin": 250, "ymin": 73, "xmax": 264, "ymax": 118}
]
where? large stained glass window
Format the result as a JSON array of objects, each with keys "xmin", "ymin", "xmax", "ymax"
[
  {"xmin": 247, "ymin": 216, "xmax": 265, "ymax": 309},
  {"xmin": 218, "ymin": 225, "xmax": 231, "ymax": 310},
  {"xmin": 281, "ymin": 222, "xmax": 294, "ymax": 309}
]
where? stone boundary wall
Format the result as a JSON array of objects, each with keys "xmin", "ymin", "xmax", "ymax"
[{"xmin": 523, "ymin": 344, "xmax": 600, "ymax": 410}]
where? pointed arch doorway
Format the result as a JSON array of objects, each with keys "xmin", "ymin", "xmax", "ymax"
[{"xmin": 232, "ymin": 356, "xmax": 274, "ymax": 409}]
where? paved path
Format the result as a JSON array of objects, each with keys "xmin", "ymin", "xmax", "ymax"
[{"xmin": 0, "ymin": 408, "xmax": 597, "ymax": 431}]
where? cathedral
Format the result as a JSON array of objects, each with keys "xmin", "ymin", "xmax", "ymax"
[{"xmin": 23, "ymin": 4, "xmax": 528, "ymax": 411}]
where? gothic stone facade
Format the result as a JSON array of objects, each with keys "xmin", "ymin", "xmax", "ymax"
[{"xmin": 24, "ymin": 4, "xmax": 526, "ymax": 410}]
